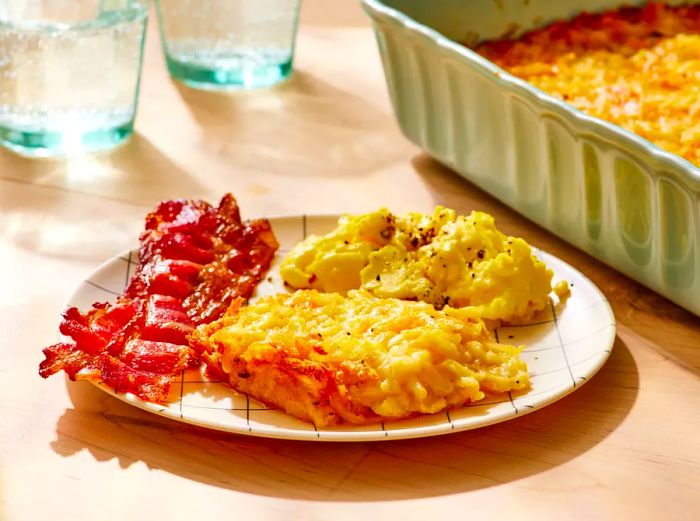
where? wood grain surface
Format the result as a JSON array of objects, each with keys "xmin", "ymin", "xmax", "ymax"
[{"xmin": 1, "ymin": 2, "xmax": 698, "ymax": 520}]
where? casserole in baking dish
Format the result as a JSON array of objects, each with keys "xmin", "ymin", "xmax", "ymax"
[{"xmin": 362, "ymin": 0, "xmax": 700, "ymax": 316}]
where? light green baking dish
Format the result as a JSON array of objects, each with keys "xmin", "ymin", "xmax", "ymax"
[{"xmin": 362, "ymin": 0, "xmax": 700, "ymax": 316}]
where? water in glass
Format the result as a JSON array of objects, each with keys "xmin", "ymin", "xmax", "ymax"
[
  {"xmin": 0, "ymin": 1, "xmax": 147, "ymax": 156},
  {"xmin": 156, "ymin": 0, "xmax": 300, "ymax": 90}
]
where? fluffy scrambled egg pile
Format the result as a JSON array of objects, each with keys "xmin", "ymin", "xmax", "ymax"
[
  {"xmin": 281, "ymin": 207, "xmax": 563, "ymax": 322},
  {"xmin": 191, "ymin": 290, "xmax": 529, "ymax": 427}
]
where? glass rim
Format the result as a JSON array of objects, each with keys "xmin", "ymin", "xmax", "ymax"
[{"xmin": 0, "ymin": 1, "xmax": 148, "ymax": 32}]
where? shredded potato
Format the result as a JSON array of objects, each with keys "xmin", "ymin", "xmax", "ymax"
[
  {"xmin": 191, "ymin": 290, "xmax": 529, "ymax": 427},
  {"xmin": 476, "ymin": 3, "xmax": 700, "ymax": 165}
]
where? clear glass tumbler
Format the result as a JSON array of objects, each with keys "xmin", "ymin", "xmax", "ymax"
[
  {"xmin": 0, "ymin": 0, "xmax": 148, "ymax": 157},
  {"xmin": 155, "ymin": 0, "xmax": 301, "ymax": 90}
]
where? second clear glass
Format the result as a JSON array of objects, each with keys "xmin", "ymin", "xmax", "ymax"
[{"xmin": 155, "ymin": 0, "xmax": 301, "ymax": 91}]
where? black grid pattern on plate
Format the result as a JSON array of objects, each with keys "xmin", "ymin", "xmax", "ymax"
[
  {"xmin": 79, "ymin": 215, "xmax": 615, "ymax": 440},
  {"xmin": 494, "ymin": 328, "xmax": 520, "ymax": 415},
  {"xmin": 550, "ymin": 297, "xmax": 576, "ymax": 389},
  {"xmin": 84, "ymin": 280, "xmax": 121, "ymax": 296}
]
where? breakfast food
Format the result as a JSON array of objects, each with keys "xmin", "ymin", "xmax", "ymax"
[
  {"xmin": 191, "ymin": 290, "xmax": 529, "ymax": 427},
  {"xmin": 40, "ymin": 195, "xmax": 569, "ymax": 429},
  {"xmin": 39, "ymin": 194, "xmax": 279, "ymax": 402},
  {"xmin": 280, "ymin": 207, "xmax": 562, "ymax": 322},
  {"xmin": 476, "ymin": 2, "xmax": 700, "ymax": 166}
]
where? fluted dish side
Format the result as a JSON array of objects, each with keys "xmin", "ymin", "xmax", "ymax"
[{"xmin": 363, "ymin": 0, "xmax": 700, "ymax": 316}]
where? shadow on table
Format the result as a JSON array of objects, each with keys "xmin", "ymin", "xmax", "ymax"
[
  {"xmin": 0, "ymin": 132, "xmax": 204, "ymax": 207},
  {"xmin": 412, "ymin": 153, "xmax": 700, "ymax": 375},
  {"xmin": 170, "ymin": 70, "xmax": 411, "ymax": 178},
  {"xmin": 51, "ymin": 335, "xmax": 638, "ymax": 501},
  {"xmin": 0, "ymin": 133, "xmax": 207, "ymax": 263}
]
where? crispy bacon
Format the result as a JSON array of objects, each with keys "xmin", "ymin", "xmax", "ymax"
[{"xmin": 39, "ymin": 194, "xmax": 279, "ymax": 402}]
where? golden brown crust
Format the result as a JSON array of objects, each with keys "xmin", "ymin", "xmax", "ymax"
[
  {"xmin": 189, "ymin": 308, "xmax": 380, "ymax": 427},
  {"xmin": 189, "ymin": 291, "xmax": 529, "ymax": 427},
  {"xmin": 219, "ymin": 355, "xmax": 378, "ymax": 426}
]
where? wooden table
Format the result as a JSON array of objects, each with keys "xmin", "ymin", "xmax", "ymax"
[{"xmin": 2, "ymin": 2, "xmax": 699, "ymax": 520}]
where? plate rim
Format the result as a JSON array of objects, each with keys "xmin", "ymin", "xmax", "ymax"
[{"xmin": 64, "ymin": 214, "xmax": 617, "ymax": 442}]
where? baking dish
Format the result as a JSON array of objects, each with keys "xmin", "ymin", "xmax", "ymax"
[{"xmin": 362, "ymin": 0, "xmax": 700, "ymax": 316}]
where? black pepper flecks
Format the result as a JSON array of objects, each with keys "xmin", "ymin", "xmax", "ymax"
[{"xmin": 380, "ymin": 226, "xmax": 395, "ymax": 240}]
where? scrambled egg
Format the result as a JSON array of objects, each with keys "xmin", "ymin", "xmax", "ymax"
[
  {"xmin": 281, "ymin": 207, "xmax": 561, "ymax": 322},
  {"xmin": 191, "ymin": 290, "xmax": 529, "ymax": 426}
]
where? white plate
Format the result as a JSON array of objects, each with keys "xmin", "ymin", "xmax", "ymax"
[{"xmin": 67, "ymin": 215, "xmax": 616, "ymax": 441}]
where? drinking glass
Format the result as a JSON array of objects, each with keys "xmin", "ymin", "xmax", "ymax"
[
  {"xmin": 0, "ymin": 0, "xmax": 148, "ymax": 157},
  {"xmin": 155, "ymin": 0, "xmax": 301, "ymax": 90}
]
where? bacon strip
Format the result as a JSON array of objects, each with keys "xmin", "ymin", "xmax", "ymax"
[{"xmin": 39, "ymin": 194, "xmax": 279, "ymax": 402}]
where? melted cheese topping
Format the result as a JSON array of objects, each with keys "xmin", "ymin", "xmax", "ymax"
[{"xmin": 476, "ymin": 3, "xmax": 700, "ymax": 165}]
